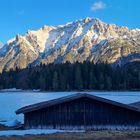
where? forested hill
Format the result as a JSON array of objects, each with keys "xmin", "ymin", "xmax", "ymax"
[{"xmin": 0, "ymin": 62, "xmax": 140, "ymax": 91}]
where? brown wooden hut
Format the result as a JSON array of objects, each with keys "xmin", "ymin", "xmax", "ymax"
[{"xmin": 16, "ymin": 93, "xmax": 140, "ymax": 130}]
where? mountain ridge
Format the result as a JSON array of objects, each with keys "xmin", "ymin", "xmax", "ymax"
[
  {"xmin": 0, "ymin": 17, "xmax": 140, "ymax": 72},
  {"xmin": 0, "ymin": 42, "xmax": 3, "ymax": 49}
]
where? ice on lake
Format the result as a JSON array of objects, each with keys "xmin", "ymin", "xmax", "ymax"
[{"xmin": 0, "ymin": 91, "xmax": 140, "ymax": 123}]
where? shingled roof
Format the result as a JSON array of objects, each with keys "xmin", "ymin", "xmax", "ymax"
[{"xmin": 16, "ymin": 93, "xmax": 140, "ymax": 114}]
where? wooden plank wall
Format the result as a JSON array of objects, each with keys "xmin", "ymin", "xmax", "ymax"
[{"xmin": 24, "ymin": 97, "xmax": 140, "ymax": 130}]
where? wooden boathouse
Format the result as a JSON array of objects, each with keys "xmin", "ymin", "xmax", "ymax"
[{"xmin": 16, "ymin": 93, "xmax": 140, "ymax": 130}]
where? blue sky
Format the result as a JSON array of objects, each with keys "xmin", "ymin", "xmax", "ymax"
[{"xmin": 0, "ymin": 0, "xmax": 140, "ymax": 43}]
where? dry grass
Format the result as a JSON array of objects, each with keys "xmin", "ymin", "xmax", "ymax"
[
  {"xmin": 0, "ymin": 125, "xmax": 14, "ymax": 131},
  {"xmin": 1, "ymin": 131, "xmax": 140, "ymax": 140}
]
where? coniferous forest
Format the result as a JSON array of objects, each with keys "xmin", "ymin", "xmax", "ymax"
[{"xmin": 0, "ymin": 62, "xmax": 140, "ymax": 91}]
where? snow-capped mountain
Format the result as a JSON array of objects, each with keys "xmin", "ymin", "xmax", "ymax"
[
  {"xmin": 0, "ymin": 17, "xmax": 140, "ymax": 72},
  {"xmin": 0, "ymin": 42, "xmax": 3, "ymax": 49}
]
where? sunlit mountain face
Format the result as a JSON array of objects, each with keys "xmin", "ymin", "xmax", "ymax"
[{"xmin": 0, "ymin": 17, "xmax": 140, "ymax": 72}]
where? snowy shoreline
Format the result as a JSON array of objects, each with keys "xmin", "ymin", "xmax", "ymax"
[
  {"xmin": 0, "ymin": 88, "xmax": 139, "ymax": 93},
  {"xmin": 0, "ymin": 88, "xmax": 40, "ymax": 92},
  {"xmin": 0, "ymin": 129, "xmax": 84, "ymax": 136}
]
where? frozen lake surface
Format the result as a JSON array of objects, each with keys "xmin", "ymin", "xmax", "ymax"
[{"xmin": 0, "ymin": 91, "xmax": 140, "ymax": 123}]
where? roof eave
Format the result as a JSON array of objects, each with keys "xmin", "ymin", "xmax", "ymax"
[{"xmin": 15, "ymin": 93, "xmax": 140, "ymax": 114}]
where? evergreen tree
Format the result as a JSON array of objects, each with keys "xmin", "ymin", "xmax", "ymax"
[
  {"xmin": 89, "ymin": 70, "xmax": 97, "ymax": 89},
  {"xmin": 106, "ymin": 76, "xmax": 112, "ymax": 90},
  {"xmin": 74, "ymin": 65, "xmax": 83, "ymax": 89},
  {"xmin": 98, "ymin": 73, "xmax": 105, "ymax": 90},
  {"xmin": 0, "ymin": 62, "xmax": 139, "ymax": 91},
  {"xmin": 52, "ymin": 71, "xmax": 59, "ymax": 90},
  {"xmin": 38, "ymin": 75, "xmax": 46, "ymax": 90}
]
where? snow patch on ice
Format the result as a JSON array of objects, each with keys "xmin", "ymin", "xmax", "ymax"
[
  {"xmin": 0, "ymin": 119, "xmax": 20, "ymax": 127},
  {"xmin": 0, "ymin": 129, "xmax": 84, "ymax": 136},
  {"xmin": 0, "ymin": 88, "xmax": 23, "ymax": 92}
]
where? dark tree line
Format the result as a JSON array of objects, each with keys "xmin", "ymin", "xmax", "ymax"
[{"xmin": 0, "ymin": 62, "xmax": 140, "ymax": 91}]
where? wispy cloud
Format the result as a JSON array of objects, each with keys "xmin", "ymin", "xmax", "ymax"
[{"xmin": 91, "ymin": 1, "xmax": 106, "ymax": 11}]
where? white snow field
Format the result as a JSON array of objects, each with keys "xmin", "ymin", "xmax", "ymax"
[
  {"xmin": 0, "ymin": 129, "xmax": 84, "ymax": 136},
  {"xmin": 0, "ymin": 91, "xmax": 140, "ymax": 127}
]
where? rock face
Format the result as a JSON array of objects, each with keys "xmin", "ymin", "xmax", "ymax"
[{"xmin": 0, "ymin": 17, "xmax": 140, "ymax": 72}]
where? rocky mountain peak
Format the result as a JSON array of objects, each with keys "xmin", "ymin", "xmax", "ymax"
[
  {"xmin": 0, "ymin": 17, "xmax": 140, "ymax": 72},
  {"xmin": 41, "ymin": 26, "xmax": 55, "ymax": 31}
]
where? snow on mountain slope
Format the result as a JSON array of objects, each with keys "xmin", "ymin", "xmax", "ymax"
[
  {"xmin": 0, "ymin": 42, "xmax": 3, "ymax": 49},
  {"xmin": 0, "ymin": 17, "xmax": 140, "ymax": 72}
]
